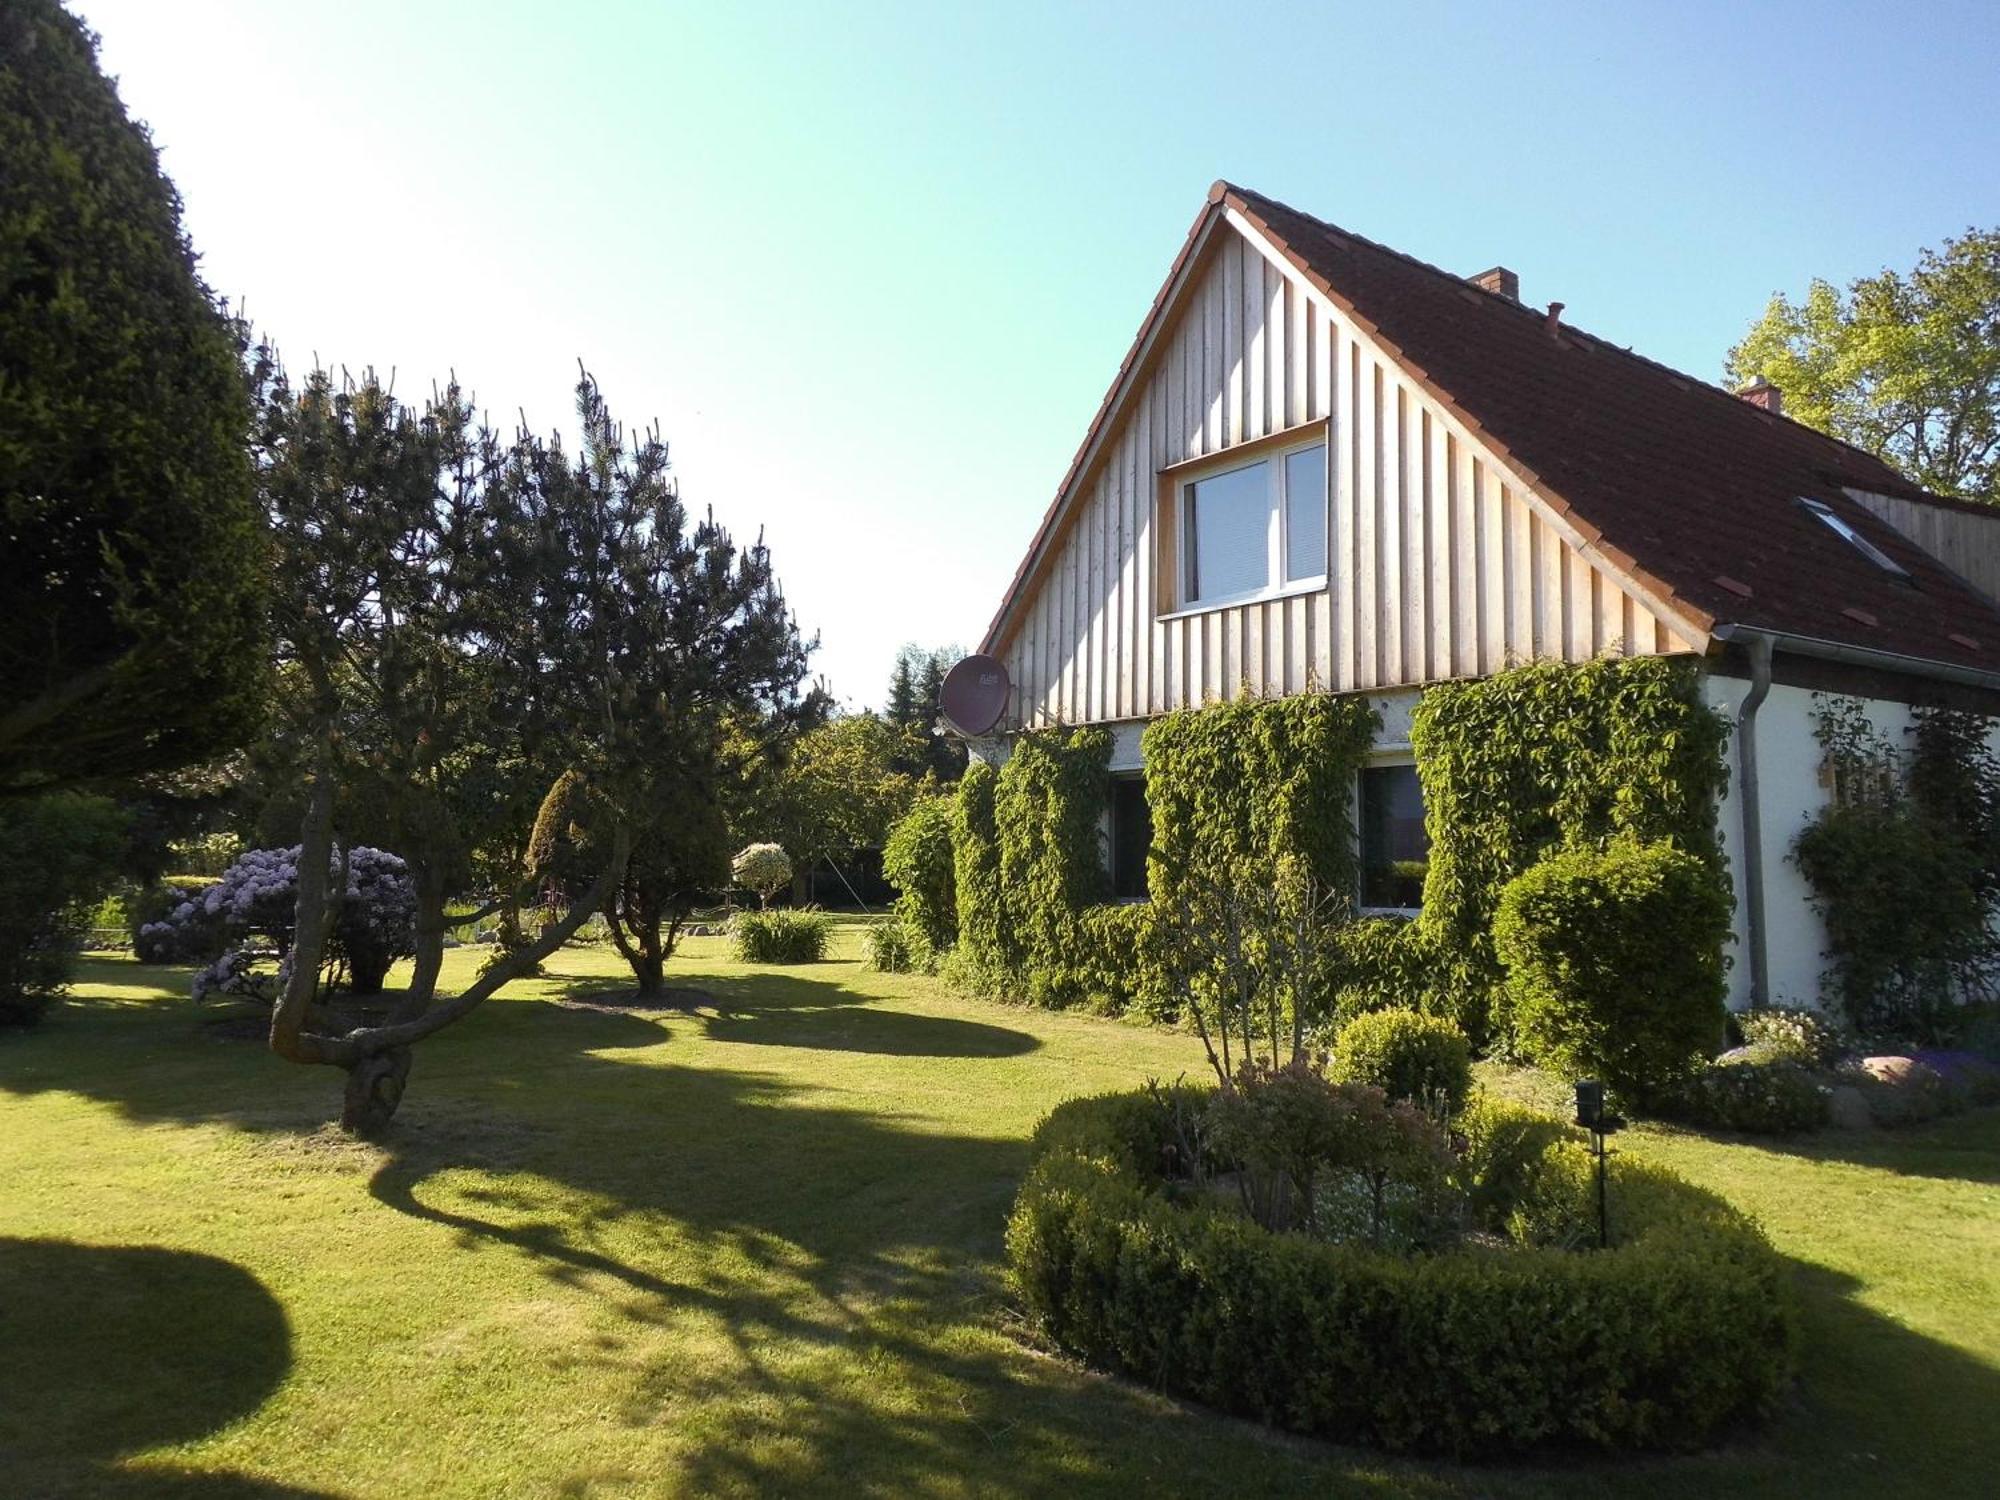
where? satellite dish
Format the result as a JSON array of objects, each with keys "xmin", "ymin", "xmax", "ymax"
[{"xmin": 938, "ymin": 654, "xmax": 1011, "ymax": 737}]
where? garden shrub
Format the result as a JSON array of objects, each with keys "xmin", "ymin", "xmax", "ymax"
[
  {"xmin": 1660, "ymin": 1058, "xmax": 1831, "ymax": 1136},
  {"xmin": 867, "ymin": 919, "xmax": 916, "ymax": 973},
  {"xmin": 731, "ymin": 906, "xmax": 831, "ymax": 964},
  {"xmin": 1328, "ymin": 1008, "xmax": 1472, "ymax": 1116},
  {"xmin": 1494, "ymin": 836, "xmax": 1731, "ymax": 1107},
  {"xmin": 0, "ymin": 793, "xmax": 127, "ymax": 1025},
  {"xmin": 1202, "ymin": 1064, "xmax": 1456, "ymax": 1242},
  {"xmin": 881, "ymin": 793, "xmax": 956, "ymax": 958},
  {"xmin": 1454, "ymin": 1092, "xmax": 1573, "ymax": 1232},
  {"xmin": 138, "ymin": 845, "xmax": 417, "ymax": 998},
  {"xmin": 1008, "ymin": 1087, "xmax": 1794, "ymax": 1456},
  {"xmin": 1410, "ymin": 655, "xmax": 1730, "ymax": 1044}
]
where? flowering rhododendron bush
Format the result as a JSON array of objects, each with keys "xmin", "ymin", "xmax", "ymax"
[{"xmin": 138, "ymin": 845, "xmax": 416, "ymax": 1001}]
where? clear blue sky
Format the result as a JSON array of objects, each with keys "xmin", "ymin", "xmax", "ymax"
[{"xmin": 77, "ymin": 0, "xmax": 2000, "ymax": 709}]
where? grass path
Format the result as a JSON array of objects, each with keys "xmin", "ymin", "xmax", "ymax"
[{"xmin": 2, "ymin": 930, "xmax": 1996, "ymax": 1497}]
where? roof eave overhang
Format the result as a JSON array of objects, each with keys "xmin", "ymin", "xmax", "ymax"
[{"xmin": 1712, "ymin": 622, "xmax": 2000, "ymax": 692}]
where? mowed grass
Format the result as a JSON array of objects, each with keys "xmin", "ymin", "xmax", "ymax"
[{"xmin": 1, "ymin": 928, "xmax": 1996, "ymax": 1499}]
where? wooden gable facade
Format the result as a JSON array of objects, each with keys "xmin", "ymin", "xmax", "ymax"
[{"xmin": 983, "ymin": 197, "xmax": 1705, "ymax": 732}]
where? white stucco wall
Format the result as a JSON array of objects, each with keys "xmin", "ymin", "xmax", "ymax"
[{"xmin": 1703, "ymin": 676, "xmax": 2000, "ymax": 1012}]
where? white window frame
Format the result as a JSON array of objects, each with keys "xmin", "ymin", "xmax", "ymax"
[
  {"xmin": 1354, "ymin": 755, "xmax": 1426, "ymax": 918},
  {"xmin": 1171, "ymin": 432, "xmax": 1328, "ymax": 614}
]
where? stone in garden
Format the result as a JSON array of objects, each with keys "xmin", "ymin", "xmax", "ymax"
[{"xmin": 1826, "ymin": 1085, "xmax": 1873, "ymax": 1130}]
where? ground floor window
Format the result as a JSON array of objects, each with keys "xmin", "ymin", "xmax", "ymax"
[
  {"xmin": 1358, "ymin": 763, "xmax": 1428, "ymax": 911},
  {"xmin": 1109, "ymin": 773, "xmax": 1152, "ymax": 900}
]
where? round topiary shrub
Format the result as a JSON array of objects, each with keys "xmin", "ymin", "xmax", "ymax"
[
  {"xmin": 1493, "ymin": 836, "xmax": 1731, "ymax": 1107},
  {"xmin": 1007, "ymin": 1087, "xmax": 1794, "ymax": 1457},
  {"xmin": 731, "ymin": 843, "xmax": 793, "ymax": 908},
  {"xmin": 1329, "ymin": 1007, "xmax": 1472, "ymax": 1116}
]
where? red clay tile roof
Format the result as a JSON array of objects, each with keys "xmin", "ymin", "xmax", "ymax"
[
  {"xmin": 1222, "ymin": 183, "xmax": 2000, "ymax": 675},
  {"xmin": 983, "ymin": 182, "xmax": 2000, "ymax": 680}
]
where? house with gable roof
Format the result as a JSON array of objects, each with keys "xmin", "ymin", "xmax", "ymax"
[{"xmin": 976, "ymin": 181, "xmax": 2000, "ymax": 1010}]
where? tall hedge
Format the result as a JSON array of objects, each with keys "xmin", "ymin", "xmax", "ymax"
[
  {"xmin": 0, "ymin": 1, "xmax": 267, "ymax": 793},
  {"xmin": 882, "ymin": 791, "xmax": 956, "ymax": 957},
  {"xmin": 1405, "ymin": 655, "xmax": 1731, "ymax": 1041}
]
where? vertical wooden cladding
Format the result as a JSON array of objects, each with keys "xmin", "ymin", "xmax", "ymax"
[{"xmin": 998, "ymin": 225, "xmax": 1695, "ymax": 729}]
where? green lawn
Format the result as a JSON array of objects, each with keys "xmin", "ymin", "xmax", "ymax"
[{"xmin": 3, "ymin": 931, "xmax": 1996, "ymax": 1498}]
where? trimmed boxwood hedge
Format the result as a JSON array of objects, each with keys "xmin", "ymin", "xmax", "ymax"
[{"xmin": 1007, "ymin": 1088, "xmax": 1795, "ymax": 1457}]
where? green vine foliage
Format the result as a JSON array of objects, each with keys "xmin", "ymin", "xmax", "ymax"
[
  {"xmin": 1399, "ymin": 655, "xmax": 1731, "ymax": 1044},
  {"xmin": 1793, "ymin": 697, "xmax": 2000, "ymax": 1038},
  {"xmin": 1142, "ymin": 693, "xmax": 1380, "ymax": 1034},
  {"xmin": 992, "ymin": 728, "xmax": 1114, "ymax": 1007},
  {"xmin": 881, "ymin": 791, "xmax": 956, "ymax": 960}
]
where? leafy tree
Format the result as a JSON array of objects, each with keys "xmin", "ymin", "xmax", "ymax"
[
  {"xmin": 1727, "ymin": 227, "xmax": 2000, "ymax": 504},
  {"xmin": 754, "ymin": 713, "xmax": 920, "ymax": 898},
  {"xmin": 884, "ymin": 643, "xmax": 967, "ymax": 781},
  {"xmin": 0, "ymin": 1, "xmax": 267, "ymax": 793},
  {"xmin": 258, "ymin": 363, "xmax": 814, "ymax": 1131}
]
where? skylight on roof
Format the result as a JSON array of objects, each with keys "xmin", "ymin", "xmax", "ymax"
[{"xmin": 1798, "ymin": 497, "xmax": 1912, "ymax": 582}]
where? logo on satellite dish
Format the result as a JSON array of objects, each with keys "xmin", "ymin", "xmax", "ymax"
[{"xmin": 938, "ymin": 654, "xmax": 1011, "ymax": 737}]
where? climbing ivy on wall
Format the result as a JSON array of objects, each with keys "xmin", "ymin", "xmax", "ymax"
[
  {"xmin": 1396, "ymin": 654, "xmax": 1732, "ymax": 1043},
  {"xmin": 895, "ymin": 654, "xmax": 1731, "ymax": 1046},
  {"xmin": 1142, "ymin": 692, "xmax": 1379, "ymax": 913},
  {"xmin": 1792, "ymin": 695, "xmax": 2000, "ymax": 1038},
  {"xmin": 947, "ymin": 727, "xmax": 1115, "ymax": 1007}
]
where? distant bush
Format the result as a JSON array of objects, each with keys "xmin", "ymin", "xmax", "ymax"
[
  {"xmin": 1329, "ymin": 1008, "xmax": 1472, "ymax": 1117},
  {"xmin": 1661, "ymin": 1058, "xmax": 1831, "ymax": 1136},
  {"xmin": 1494, "ymin": 837, "xmax": 1731, "ymax": 1107},
  {"xmin": 867, "ymin": 920, "xmax": 916, "ymax": 973},
  {"xmin": 0, "ymin": 794, "xmax": 127, "ymax": 1025},
  {"xmin": 732, "ymin": 906, "xmax": 830, "ymax": 964},
  {"xmin": 1009, "ymin": 1086, "xmax": 1794, "ymax": 1456}
]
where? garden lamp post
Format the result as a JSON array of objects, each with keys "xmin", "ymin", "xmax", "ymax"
[{"xmin": 1573, "ymin": 1080, "xmax": 1624, "ymax": 1249}]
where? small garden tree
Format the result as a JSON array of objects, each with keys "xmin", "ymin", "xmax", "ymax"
[
  {"xmin": 258, "ymin": 363, "xmax": 816, "ymax": 1132},
  {"xmin": 732, "ymin": 843, "xmax": 792, "ymax": 908}
]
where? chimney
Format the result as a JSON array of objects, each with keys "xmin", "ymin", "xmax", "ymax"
[
  {"xmin": 1469, "ymin": 266, "xmax": 1519, "ymax": 301},
  {"xmin": 1737, "ymin": 377, "xmax": 1783, "ymax": 416}
]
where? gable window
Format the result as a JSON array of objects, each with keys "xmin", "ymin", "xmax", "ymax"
[
  {"xmin": 1108, "ymin": 773, "xmax": 1152, "ymax": 900},
  {"xmin": 1358, "ymin": 763, "xmax": 1428, "ymax": 912},
  {"xmin": 1175, "ymin": 433, "xmax": 1328, "ymax": 609}
]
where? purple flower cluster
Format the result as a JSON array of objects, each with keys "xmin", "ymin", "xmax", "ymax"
[{"xmin": 142, "ymin": 845, "xmax": 418, "ymax": 1001}]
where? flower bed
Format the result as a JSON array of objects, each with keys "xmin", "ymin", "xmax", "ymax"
[{"xmin": 1006, "ymin": 1088, "xmax": 1795, "ymax": 1457}]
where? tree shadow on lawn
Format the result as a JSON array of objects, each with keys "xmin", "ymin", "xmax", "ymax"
[
  {"xmin": 0, "ymin": 1238, "xmax": 342, "ymax": 1499},
  {"xmin": 557, "ymin": 964, "xmax": 1043, "ymax": 1058}
]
